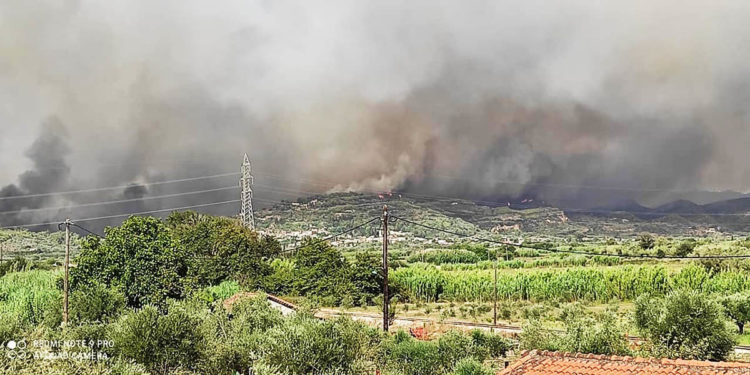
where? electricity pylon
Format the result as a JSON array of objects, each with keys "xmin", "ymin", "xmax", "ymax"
[{"xmin": 240, "ymin": 154, "xmax": 255, "ymax": 229}]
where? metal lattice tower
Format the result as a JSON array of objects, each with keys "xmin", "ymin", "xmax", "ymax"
[{"xmin": 240, "ymin": 154, "xmax": 255, "ymax": 229}]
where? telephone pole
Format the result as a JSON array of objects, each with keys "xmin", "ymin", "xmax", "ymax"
[
  {"xmin": 382, "ymin": 205, "xmax": 389, "ymax": 332},
  {"xmin": 62, "ymin": 218, "xmax": 72, "ymax": 325},
  {"xmin": 493, "ymin": 249, "xmax": 498, "ymax": 327}
]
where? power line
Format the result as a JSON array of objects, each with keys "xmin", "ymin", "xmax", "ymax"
[
  {"xmin": 391, "ymin": 215, "xmax": 750, "ymax": 260},
  {"xmin": 0, "ymin": 172, "xmax": 240, "ymax": 201},
  {"xmin": 71, "ymin": 223, "xmax": 103, "ymax": 238},
  {"xmin": 1, "ymin": 200, "xmax": 242, "ymax": 229},
  {"xmin": 0, "ymin": 186, "xmax": 240, "ymax": 215}
]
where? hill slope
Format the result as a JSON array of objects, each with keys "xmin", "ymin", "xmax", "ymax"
[{"xmin": 256, "ymin": 192, "xmax": 750, "ymax": 241}]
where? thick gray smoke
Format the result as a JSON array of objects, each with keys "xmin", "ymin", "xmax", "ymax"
[{"xmin": 2, "ymin": 0, "xmax": 750, "ymax": 230}]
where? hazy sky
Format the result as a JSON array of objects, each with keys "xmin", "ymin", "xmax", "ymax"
[{"xmin": 2, "ymin": 0, "xmax": 750, "ymax": 227}]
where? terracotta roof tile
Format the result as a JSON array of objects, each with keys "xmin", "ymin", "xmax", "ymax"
[{"xmin": 498, "ymin": 351, "xmax": 750, "ymax": 375}]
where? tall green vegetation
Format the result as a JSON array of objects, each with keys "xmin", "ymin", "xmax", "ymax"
[
  {"xmin": 0, "ymin": 269, "xmax": 61, "ymax": 341},
  {"xmin": 407, "ymin": 249, "xmax": 481, "ymax": 264},
  {"xmin": 393, "ymin": 263, "xmax": 750, "ymax": 303}
]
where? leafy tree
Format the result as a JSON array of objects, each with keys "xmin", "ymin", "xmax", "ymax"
[
  {"xmin": 674, "ymin": 239, "xmax": 697, "ymax": 257},
  {"xmin": 638, "ymin": 234, "xmax": 655, "ymax": 250},
  {"xmin": 72, "ymin": 216, "xmax": 184, "ymax": 308},
  {"xmin": 635, "ymin": 290, "xmax": 735, "ymax": 360},
  {"xmin": 292, "ymin": 239, "xmax": 356, "ymax": 304},
  {"xmin": 719, "ymin": 292, "xmax": 750, "ymax": 334},
  {"xmin": 167, "ymin": 211, "xmax": 280, "ymax": 291},
  {"xmin": 350, "ymin": 252, "xmax": 384, "ymax": 305}
]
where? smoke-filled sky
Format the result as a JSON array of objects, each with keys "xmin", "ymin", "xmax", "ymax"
[{"xmin": 2, "ymin": 0, "xmax": 750, "ymax": 229}]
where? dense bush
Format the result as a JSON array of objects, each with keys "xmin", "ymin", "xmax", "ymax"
[
  {"xmin": 198, "ymin": 295, "xmax": 284, "ymax": 374},
  {"xmin": 70, "ymin": 282, "xmax": 126, "ymax": 324},
  {"xmin": 377, "ymin": 329, "xmax": 510, "ymax": 375},
  {"xmin": 256, "ymin": 314, "xmax": 377, "ymax": 374},
  {"xmin": 521, "ymin": 305, "xmax": 630, "ymax": 355},
  {"xmin": 111, "ymin": 303, "xmax": 205, "ymax": 375}
]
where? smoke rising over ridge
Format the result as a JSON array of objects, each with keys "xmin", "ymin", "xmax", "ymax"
[{"xmin": 2, "ymin": 0, "xmax": 750, "ymax": 229}]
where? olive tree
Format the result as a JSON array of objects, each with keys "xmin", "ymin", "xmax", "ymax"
[{"xmin": 635, "ymin": 290, "xmax": 735, "ymax": 360}]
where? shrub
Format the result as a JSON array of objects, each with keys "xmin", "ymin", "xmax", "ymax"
[
  {"xmin": 521, "ymin": 306, "xmax": 630, "ymax": 355},
  {"xmin": 674, "ymin": 240, "xmax": 697, "ymax": 257},
  {"xmin": 198, "ymin": 295, "xmax": 284, "ymax": 375},
  {"xmin": 378, "ymin": 329, "xmax": 505, "ymax": 375},
  {"xmin": 256, "ymin": 314, "xmax": 376, "ymax": 374},
  {"xmin": 112, "ymin": 303, "xmax": 205, "ymax": 374},
  {"xmin": 192, "ymin": 280, "xmax": 241, "ymax": 306},
  {"xmin": 70, "ymin": 282, "xmax": 126, "ymax": 324},
  {"xmin": 452, "ymin": 358, "xmax": 493, "ymax": 375}
]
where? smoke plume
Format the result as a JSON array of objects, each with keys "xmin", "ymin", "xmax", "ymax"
[{"xmin": 2, "ymin": 0, "xmax": 750, "ymax": 230}]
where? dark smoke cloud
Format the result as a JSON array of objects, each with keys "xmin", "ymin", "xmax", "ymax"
[{"xmin": 2, "ymin": 0, "xmax": 750, "ymax": 230}]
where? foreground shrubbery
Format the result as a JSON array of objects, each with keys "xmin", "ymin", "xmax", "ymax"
[
  {"xmin": 520, "ymin": 305, "xmax": 631, "ymax": 355},
  {"xmin": 0, "ymin": 279, "xmax": 509, "ymax": 375}
]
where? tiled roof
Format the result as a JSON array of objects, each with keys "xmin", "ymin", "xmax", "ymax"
[{"xmin": 498, "ymin": 350, "xmax": 750, "ymax": 375}]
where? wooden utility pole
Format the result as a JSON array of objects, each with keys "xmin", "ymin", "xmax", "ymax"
[
  {"xmin": 62, "ymin": 218, "xmax": 71, "ymax": 325},
  {"xmin": 493, "ymin": 249, "xmax": 498, "ymax": 327},
  {"xmin": 382, "ymin": 205, "xmax": 389, "ymax": 332}
]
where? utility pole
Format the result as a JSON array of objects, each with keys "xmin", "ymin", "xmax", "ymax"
[
  {"xmin": 62, "ymin": 218, "xmax": 72, "ymax": 325},
  {"xmin": 382, "ymin": 205, "xmax": 389, "ymax": 332},
  {"xmin": 493, "ymin": 248, "xmax": 498, "ymax": 327}
]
